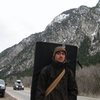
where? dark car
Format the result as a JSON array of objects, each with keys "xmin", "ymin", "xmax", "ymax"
[
  {"xmin": 13, "ymin": 80, "xmax": 24, "ymax": 90},
  {"xmin": 0, "ymin": 79, "xmax": 6, "ymax": 97}
]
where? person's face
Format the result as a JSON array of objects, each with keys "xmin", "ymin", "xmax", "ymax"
[{"xmin": 54, "ymin": 51, "xmax": 66, "ymax": 63}]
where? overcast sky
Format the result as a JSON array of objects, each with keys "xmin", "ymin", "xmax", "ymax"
[{"xmin": 0, "ymin": 0, "xmax": 99, "ymax": 53}]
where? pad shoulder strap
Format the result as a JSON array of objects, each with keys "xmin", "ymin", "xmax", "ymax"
[{"xmin": 45, "ymin": 68, "xmax": 65, "ymax": 96}]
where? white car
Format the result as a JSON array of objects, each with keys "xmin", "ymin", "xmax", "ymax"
[
  {"xmin": 0, "ymin": 79, "xmax": 6, "ymax": 97},
  {"xmin": 13, "ymin": 80, "xmax": 24, "ymax": 90}
]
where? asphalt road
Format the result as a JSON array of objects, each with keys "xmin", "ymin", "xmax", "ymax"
[
  {"xmin": 0, "ymin": 92, "xmax": 16, "ymax": 100},
  {"xmin": 77, "ymin": 96, "xmax": 100, "ymax": 100},
  {"xmin": 6, "ymin": 87, "xmax": 100, "ymax": 100},
  {"xmin": 6, "ymin": 87, "xmax": 30, "ymax": 100}
]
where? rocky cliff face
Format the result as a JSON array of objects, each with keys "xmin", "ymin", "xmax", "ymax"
[{"xmin": 0, "ymin": 1, "xmax": 100, "ymax": 78}]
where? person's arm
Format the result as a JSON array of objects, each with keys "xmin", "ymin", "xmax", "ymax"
[
  {"xmin": 35, "ymin": 68, "xmax": 48, "ymax": 100},
  {"xmin": 68, "ymin": 69, "xmax": 78, "ymax": 100}
]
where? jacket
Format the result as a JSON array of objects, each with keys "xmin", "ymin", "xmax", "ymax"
[{"xmin": 35, "ymin": 61, "xmax": 78, "ymax": 100}]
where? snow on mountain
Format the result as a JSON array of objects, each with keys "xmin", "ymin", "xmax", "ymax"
[{"xmin": 0, "ymin": 1, "xmax": 100, "ymax": 78}]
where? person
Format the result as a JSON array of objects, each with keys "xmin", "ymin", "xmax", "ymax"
[{"xmin": 35, "ymin": 46, "xmax": 78, "ymax": 100}]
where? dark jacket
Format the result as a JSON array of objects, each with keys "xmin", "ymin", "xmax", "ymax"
[{"xmin": 35, "ymin": 61, "xmax": 78, "ymax": 100}]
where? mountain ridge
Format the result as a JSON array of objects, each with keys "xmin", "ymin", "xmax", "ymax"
[{"xmin": 0, "ymin": 1, "xmax": 100, "ymax": 78}]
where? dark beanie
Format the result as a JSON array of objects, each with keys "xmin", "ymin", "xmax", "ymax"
[{"xmin": 53, "ymin": 46, "xmax": 67, "ymax": 57}]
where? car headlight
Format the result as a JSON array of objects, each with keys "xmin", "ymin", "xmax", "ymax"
[
  {"xmin": 22, "ymin": 85, "xmax": 24, "ymax": 88},
  {"xmin": 16, "ymin": 85, "xmax": 18, "ymax": 88},
  {"xmin": 0, "ymin": 84, "xmax": 5, "ymax": 89}
]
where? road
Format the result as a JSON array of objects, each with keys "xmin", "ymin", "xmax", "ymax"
[
  {"xmin": 6, "ymin": 87, "xmax": 100, "ymax": 100},
  {"xmin": 78, "ymin": 96, "xmax": 100, "ymax": 100},
  {"xmin": 6, "ymin": 87, "xmax": 30, "ymax": 100}
]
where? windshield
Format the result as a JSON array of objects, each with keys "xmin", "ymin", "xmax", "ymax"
[
  {"xmin": 15, "ymin": 80, "xmax": 23, "ymax": 85},
  {"xmin": 0, "ymin": 79, "xmax": 5, "ymax": 84}
]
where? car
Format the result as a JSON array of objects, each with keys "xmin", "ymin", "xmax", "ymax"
[
  {"xmin": 13, "ymin": 80, "xmax": 24, "ymax": 90},
  {"xmin": 0, "ymin": 79, "xmax": 6, "ymax": 97}
]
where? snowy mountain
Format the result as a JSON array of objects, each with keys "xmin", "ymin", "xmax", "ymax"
[{"xmin": 0, "ymin": 1, "xmax": 100, "ymax": 78}]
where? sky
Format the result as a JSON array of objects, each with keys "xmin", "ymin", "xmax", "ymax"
[{"xmin": 0, "ymin": 0, "xmax": 99, "ymax": 53}]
